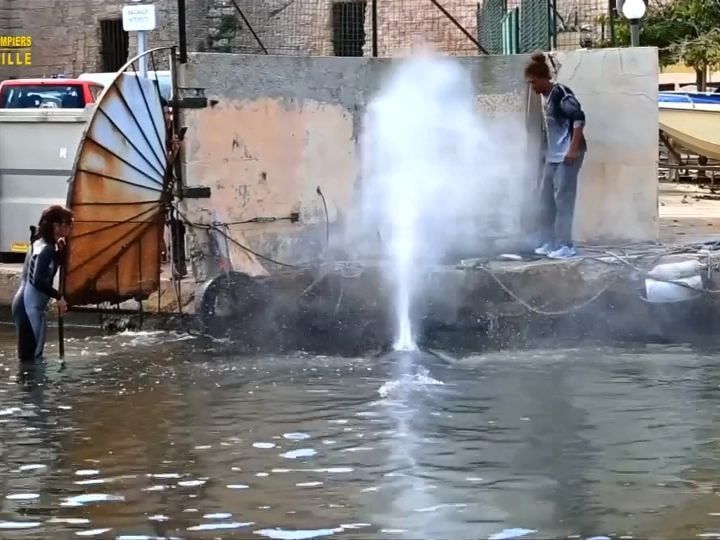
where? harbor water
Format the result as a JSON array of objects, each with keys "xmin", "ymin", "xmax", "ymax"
[{"xmin": 0, "ymin": 326, "xmax": 719, "ymax": 539}]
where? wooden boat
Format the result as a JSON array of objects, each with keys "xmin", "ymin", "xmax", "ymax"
[{"xmin": 659, "ymin": 91, "xmax": 720, "ymax": 159}]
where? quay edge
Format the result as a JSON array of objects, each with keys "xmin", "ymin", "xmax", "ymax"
[{"xmin": 0, "ymin": 248, "xmax": 716, "ymax": 354}]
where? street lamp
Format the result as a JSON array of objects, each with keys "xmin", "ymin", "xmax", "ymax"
[{"xmin": 621, "ymin": 0, "xmax": 647, "ymax": 47}]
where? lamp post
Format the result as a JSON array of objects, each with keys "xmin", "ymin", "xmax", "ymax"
[{"xmin": 621, "ymin": 0, "xmax": 647, "ymax": 47}]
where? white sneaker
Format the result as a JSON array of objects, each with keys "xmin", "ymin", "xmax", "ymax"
[
  {"xmin": 547, "ymin": 245, "xmax": 577, "ymax": 259},
  {"xmin": 534, "ymin": 243, "xmax": 553, "ymax": 256}
]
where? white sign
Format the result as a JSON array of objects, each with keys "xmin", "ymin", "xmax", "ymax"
[{"xmin": 122, "ymin": 4, "xmax": 156, "ymax": 32}]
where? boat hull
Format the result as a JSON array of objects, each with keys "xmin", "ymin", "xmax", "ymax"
[{"xmin": 659, "ymin": 92, "xmax": 720, "ymax": 159}]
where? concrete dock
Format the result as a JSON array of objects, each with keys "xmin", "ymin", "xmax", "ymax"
[{"xmin": 0, "ymin": 182, "xmax": 718, "ymax": 353}]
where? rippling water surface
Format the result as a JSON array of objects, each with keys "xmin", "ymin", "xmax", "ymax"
[{"xmin": 1, "ymin": 325, "xmax": 720, "ymax": 539}]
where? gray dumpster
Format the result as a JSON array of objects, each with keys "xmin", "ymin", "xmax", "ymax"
[{"xmin": 0, "ymin": 108, "xmax": 90, "ymax": 255}]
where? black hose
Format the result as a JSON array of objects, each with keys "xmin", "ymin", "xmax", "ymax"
[{"xmin": 316, "ymin": 186, "xmax": 330, "ymax": 249}]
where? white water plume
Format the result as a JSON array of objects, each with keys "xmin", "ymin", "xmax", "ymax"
[{"xmin": 359, "ymin": 50, "xmax": 528, "ymax": 350}]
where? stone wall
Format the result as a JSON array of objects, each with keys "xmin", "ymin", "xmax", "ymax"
[
  {"xmin": 0, "ymin": 0, "xmax": 488, "ymax": 81},
  {"xmin": 0, "ymin": 0, "xmax": 677, "ymax": 80},
  {"xmin": 0, "ymin": 0, "xmax": 205, "ymax": 80},
  {"xmin": 371, "ymin": 0, "xmax": 481, "ymax": 56}
]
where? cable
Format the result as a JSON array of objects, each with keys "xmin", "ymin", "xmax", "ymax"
[
  {"xmin": 316, "ymin": 186, "xmax": 330, "ymax": 249},
  {"xmin": 469, "ymin": 245, "xmax": 712, "ymax": 316},
  {"xmin": 174, "ymin": 207, "xmax": 302, "ymax": 269},
  {"xmin": 475, "ymin": 263, "xmax": 617, "ymax": 316}
]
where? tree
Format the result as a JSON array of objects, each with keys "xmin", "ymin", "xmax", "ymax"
[{"xmin": 606, "ymin": 0, "xmax": 720, "ymax": 90}]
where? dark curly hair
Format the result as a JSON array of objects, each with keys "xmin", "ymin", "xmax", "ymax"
[
  {"xmin": 30, "ymin": 205, "xmax": 73, "ymax": 244},
  {"xmin": 524, "ymin": 51, "xmax": 552, "ymax": 80}
]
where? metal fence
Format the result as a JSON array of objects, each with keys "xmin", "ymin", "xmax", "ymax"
[
  {"xmin": 552, "ymin": 0, "xmax": 620, "ymax": 50},
  {"xmin": 207, "ymin": 0, "xmax": 486, "ymax": 57},
  {"xmin": 198, "ymin": 0, "xmax": 622, "ymax": 59}
]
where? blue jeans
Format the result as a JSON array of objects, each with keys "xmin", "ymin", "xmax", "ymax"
[{"xmin": 539, "ymin": 152, "xmax": 585, "ymax": 248}]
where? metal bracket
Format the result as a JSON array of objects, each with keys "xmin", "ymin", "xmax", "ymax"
[
  {"xmin": 173, "ymin": 88, "xmax": 208, "ymax": 109},
  {"xmin": 181, "ymin": 186, "xmax": 212, "ymax": 199}
]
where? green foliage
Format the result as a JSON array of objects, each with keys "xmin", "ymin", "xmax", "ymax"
[{"xmin": 598, "ymin": 0, "xmax": 720, "ymax": 80}]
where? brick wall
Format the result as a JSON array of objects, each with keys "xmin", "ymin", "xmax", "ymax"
[
  {"xmin": 0, "ymin": 0, "xmax": 682, "ymax": 81},
  {"xmin": 209, "ymin": 0, "xmax": 482, "ymax": 57},
  {"xmin": 0, "ymin": 0, "xmax": 207, "ymax": 79},
  {"xmin": 0, "ymin": 0, "xmax": 487, "ymax": 81},
  {"xmin": 371, "ymin": 0, "xmax": 480, "ymax": 56}
]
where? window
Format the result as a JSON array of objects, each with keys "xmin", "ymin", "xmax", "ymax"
[
  {"xmin": 331, "ymin": 1, "xmax": 366, "ymax": 57},
  {"xmin": 100, "ymin": 19, "xmax": 129, "ymax": 72},
  {"xmin": 0, "ymin": 85, "xmax": 85, "ymax": 108}
]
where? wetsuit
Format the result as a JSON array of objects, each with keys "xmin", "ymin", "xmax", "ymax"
[{"xmin": 11, "ymin": 239, "xmax": 61, "ymax": 361}]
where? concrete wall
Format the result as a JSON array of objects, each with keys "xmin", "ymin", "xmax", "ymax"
[
  {"xmin": 179, "ymin": 52, "xmax": 536, "ymax": 280},
  {"xmin": 555, "ymin": 47, "xmax": 659, "ymax": 243},
  {"xmin": 179, "ymin": 47, "xmax": 658, "ymax": 281}
]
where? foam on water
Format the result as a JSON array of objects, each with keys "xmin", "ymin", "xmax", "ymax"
[
  {"xmin": 0, "ymin": 521, "xmax": 42, "ymax": 529},
  {"xmin": 254, "ymin": 528, "xmax": 341, "ymax": 540},
  {"xmin": 279, "ymin": 448, "xmax": 317, "ymax": 459},
  {"xmin": 60, "ymin": 494, "xmax": 124, "ymax": 507},
  {"xmin": 187, "ymin": 522, "xmax": 253, "ymax": 531},
  {"xmin": 488, "ymin": 530, "xmax": 538, "ymax": 540},
  {"xmin": 378, "ymin": 366, "xmax": 444, "ymax": 399}
]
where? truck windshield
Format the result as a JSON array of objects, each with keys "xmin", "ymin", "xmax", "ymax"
[{"xmin": 0, "ymin": 84, "xmax": 85, "ymax": 108}]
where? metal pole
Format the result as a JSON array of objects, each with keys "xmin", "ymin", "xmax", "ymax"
[
  {"xmin": 177, "ymin": 0, "xmax": 188, "ymax": 63},
  {"xmin": 629, "ymin": 20, "xmax": 640, "ymax": 46},
  {"xmin": 57, "ymin": 240, "xmax": 67, "ymax": 363},
  {"xmin": 429, "ymin": 0, "xmax": 488, "ymax": 54},
  {"xmin": 138, "ymin": 31, "xmax": 148, "ymax": 76},
  {"xmin": 371, "ymin": 0, "xmax": 378, "ymax": 57},
  {"xmin": 230, "ymin": 0, "xmax": 268, "ymax": 54}
]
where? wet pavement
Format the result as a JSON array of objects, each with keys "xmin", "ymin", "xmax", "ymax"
[{"xmin": 0, "ymin": 325, "xmax": 719, "ymax": 539}]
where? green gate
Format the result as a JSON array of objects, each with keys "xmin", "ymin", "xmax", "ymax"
[
  {"xmin": 478, "ymin": 0, "xmax": 554, "ymax": 54},
  {"xmin": 519, "ymin": 0, "xmax": 551, "ymax": 52},
  {"xmin": 478, "ymin": 0, "xmax": 505, "ymax": 54}
]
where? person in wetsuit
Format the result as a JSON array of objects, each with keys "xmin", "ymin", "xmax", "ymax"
[{"xmin": 12, "ymin": 205, "xmax": 73, "ymax": 361}]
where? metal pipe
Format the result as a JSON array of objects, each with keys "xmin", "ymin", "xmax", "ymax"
[
  {"xmin": 371, "ymin": 0, "xmax": 378, "ymax": 57},
  {"xmin": 177, "ymin": 0, "xmax": 188, "ymax": 63},
  {"xmin": 138, "ymin": 31, "xmax": 148, "ymax": 76},
  {"xmin": 630, "ymin": 20, "xmax": 640, "ymax": 46},
  {"xmin": 429, "ymin": 0, "xmax": 488, "ymax": 54},
  {"xmin": 230, "ymin": 0, "xmax": 268, "ymax": 54}
]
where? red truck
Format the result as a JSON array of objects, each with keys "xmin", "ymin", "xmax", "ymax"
[{"xmin": 0, "ymin": 77, "xmax": 103, "ymax": 109}]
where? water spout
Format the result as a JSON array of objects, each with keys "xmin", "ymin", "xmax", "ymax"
[{"xmin": 359, "ymin": 49, "xmax": 526, "ymax": 349}]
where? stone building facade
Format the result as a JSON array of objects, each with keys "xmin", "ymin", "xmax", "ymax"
[
  {"xmin": 0, "ymin": 0, "xmax": 203, "ymax": 79},
  {"xmin": 0, "ymin": 0, "xmax": 485, "ymax": 81},
  {"xmin": 0, "ymin": 0, "xmax": 659, "ymax": 80}
]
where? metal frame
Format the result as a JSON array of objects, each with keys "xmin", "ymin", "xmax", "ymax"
[{"xmin": 63, "ymin": 46, "xmax": 183, "ymax": 308}]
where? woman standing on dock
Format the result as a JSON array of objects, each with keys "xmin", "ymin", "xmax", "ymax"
[
  {"xmin": 12, "ymin": 205, "xmax": 72, "ymax": 362},
  {"xmin": 525, "ymin": 52, "xmax": 587, "ymax": 259}
]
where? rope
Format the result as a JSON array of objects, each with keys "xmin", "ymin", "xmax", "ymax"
[
  {"xmin": 300, "ymin": 261, "xmax": 364, "ymax": 297},
  {"xmin": 474, "ymin": 247, "xmax": 720, "ymax": 317},
  {"xmin": 174, "ymin": 207, "xmax": 303, "ymax": 269},
  {"xmin": 475, "ymin": 263, "xmax": 617, "ymax": 316}
]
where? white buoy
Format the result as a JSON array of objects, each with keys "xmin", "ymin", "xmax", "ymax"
[
  {"xmin": 645, "ymin": 274, "xmax": 703, "ymax": 303},
  {"xmin": 647, "ymin": 260, "xmax": 706, "ymax": 281}
]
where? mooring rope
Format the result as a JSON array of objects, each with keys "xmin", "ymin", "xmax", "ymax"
[
  {"xmin": 474, "ymin": 264, "xmax": 619, "ymax": 316},
  {"xmin": 473, "ymin": 247, "xmax": 720, "ymax": 317}
]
